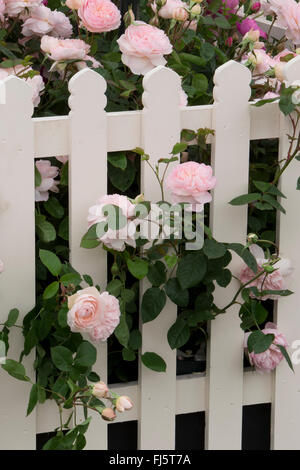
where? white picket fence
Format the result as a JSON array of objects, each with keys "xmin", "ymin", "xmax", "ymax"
[{"xmin": 1, "ymin": 55, "xmax": 300, "ymax": 450}]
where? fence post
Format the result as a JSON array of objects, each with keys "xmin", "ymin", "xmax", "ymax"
[
  {"xmin": 139, "ymin": 66, "xmax": 181, "ymax": 450},
  {"xmin": 207, "ymin": 61, "xmax": 252, "ymax": 449},
  {"xmin": 0, "ymin": 77, "xmax": 36, "ymax": 449},
  {"xmin": 272, "ymin": 55, "xmax": 300, "ymax": 450},
  {"xmin": 68, "ymin": 69, "xmax": 108, "ymax": 449}
]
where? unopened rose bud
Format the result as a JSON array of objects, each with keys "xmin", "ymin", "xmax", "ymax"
[
  {"xmin": 173, "ymin": 7, "xmax": 189, "ymax": 22},
  {"xmin": 150, "ymin": 15, "xmax": 160, "ymax": 26},
  {"xmin": 66, "ymin": 0, "xmax": 82, "ymax": 9},
  {"xmin": 92, "ymin": 381, "xmax": 109, "ymax": 399},
  {"xmin": 111, "ymin": 262, "xmax": 119, "ymax": 276},
  {"xmin": 247, "ymin": 233, "xmax": 258, "ymax": 244},
  {"xmin": 191, "ymin": 4, "xmax": 201, "ymax": 16},
  {"xmin": 244, "ymin": 29, "xmax": 260, "ymax": 42},
  {"xmin": 135, "ymin": 193, "xmax": 145, "ymax": 204},
  {"xmin": 263, "ymin": 263, "xmax": 275, "ymax": 273},
  {"xmin": 116, "ymin": 395, "xmax": 133, "ymax": 412},
  {"xmin": 102, "ymin": 408, "xmax": 116, "ymax": 421},
  {"xmin": 225, "ymin": 36, "xmax": 233, "ymax": 47},
  {"xmin": 124, "ymin": 7, "xmax": 135, "ymax": 27},
  {"xmin": 251, "ymin": 2, "xmax": 261, "ymax": 13},
  {"xmin": 274, "ymin": 62, "xmax": 285, "ymax": 81}
]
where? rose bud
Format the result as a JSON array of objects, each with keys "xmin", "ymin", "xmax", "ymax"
[
  {"xmin": 66, "ymin": 0, "xmax": 82, "ymax": 9},
  {"xmin": 92, "ymin": 381, "xmax": 109, "ymax": 399},
  {"xmin": 191, "ymin": 4, "xmax": 201, "ymax": 16},
  {"xmin": 116, "ymin": 395, "xmax": 133, "ymax": 412},
  {"xmin": 102, "ymin": 407, "xmax": 116, "ymax": 421},
  {"xmin": 173, "ymin": 7, "xmax": 189, "ymax": 22}
]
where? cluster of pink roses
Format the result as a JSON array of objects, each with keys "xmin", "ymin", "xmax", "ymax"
[
  {"xmin": 35, "ymin": 159, "xmax": 59, "ymax": 202},
  {"xmin": 92, "ymin": 381, "xmax": 133, "ymax": 421}
]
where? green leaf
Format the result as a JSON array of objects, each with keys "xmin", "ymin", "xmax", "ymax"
[
  {"xmin": 177, "ymin": 253, "xmax": 207, "ymax": 289},
  {"xmin": 35, "ymin": 166, "xmax": 42, "ymax": 187},
  {"xmin": 106, "ymin": 279, "xmax": 122, "ymax": 297},
  {"xmin": 261, "ymin": 194, "xmax": 286, "ymax": 214},
  {"xmin": 114, "ymin": 314, "xmax": 130, "ymax": 347},
  {"xmin": 58, "ymin": 307, "xmax": 68, "ymax": 328},
  {"xmin": 215, "ymin": 268, "xmax": 232, "ymax": 287},
  {"xmin": 75, "ymin": 341, "xmax": 97, "ymax": 368},
  {"xmin": 277, "ymin": 345, "xmax": 294, "ymax": 372},
  {"xmin": 51, "ymin": 346, "xmax": 73, "ymax": 372},
  {"xmin": 179, "ymin": 52, "xmax": 207, "ymax": 66},
  {"xmin": 26, "ymin": 384, "xmax": 38, "ymax": 416},
  {"xmin": 88, "ymin": 371, "xmax": 100, "ymax": 382},
  {"xmin": 60, "ymin": 272, "xmax": 82, "ymax": 286},
  {"xmin": 141, "ymin": 287, "xmax": 166, "ymax": 323},
  {"xmin": 58, "ymin": 217, "xmax": 69, "ymax": 241},
  {"xmin": 297, "ymin": 177, "xmax": 300, "ymax": 190},
  {"xmin": 214, "ymin": 15, "xmax": 231, "ymax": 28},
  {"xmin": 167, "ymin": 317, "xmax": 190, "ymax": 349},
  {"xmin": 42, "ymin": 436, "xmax": 66, "ymax": 450},
  {"xmin": 39, "ymin": 249, "xmax": 62, "ymax": 276},
  {"xmin": 83, "ymin": 274, "xmax": 93, "ymax": 286},
  {"xmin": 127, "ymin": 258, "xmax": 148, "ymax": 280},
  {"xmin": 80, "ymin": 224, "xmax": 102, "ymax": 249},
  {"xmin": 165, "ymin": 278, "xmax": 189, "ymax": 307},
  {"xmin": 229, "ymin": 193, "xmax": 261, "ymax": 205},
  {"xmin": 203, "ymin": 239, "xmax": 227, "ymax": 259},
  {"xmin": 2, "ymin": 359, "xmax": 30, "ymax": 382},
  {"xmin": 108, "ymin": 152, "xmax": 127, "ymax": 170},
  {"xmin": 122, "ymin": 348, "xmax": 136, "ymax": 361},
  {"xmin": 171, "ymin": 142, "xmax": 187, "ymax": 154},
  {"xmin": 38, "ymin": 311, "xmax": 53, "ymax": 340},
  {"xmin": 192, "ymin": 73, "xmax": 208, "ymax": 94},
  {"xmin": 141, "ymin": 352, "xmax": 166, "ymax": 372},
  {"xmin": 128, "ymin": 329, "xmax": 142, "ymax": 350},
  {"xmin": 147, "ymin": 261, "xmax": 167, "ymax": 287},
  {"xmin": 164, "ymin": 254, "xmax": 178, "ymax": 269},
  {"xmin": 247, "ymin": 331, "xmax": 275, "ymax": 354},
  {"xmin": 227, "ymin": 243, "xmax": 257, "ymax": 273},
  {"xmin": 5, "ymin": 308, "xmax": 19, "ymax": 328},
  {"xmin": 43, "ymin": 281, "xmax": 59, "ymax": 300},
  {"xmin": 108, "ymin": 160, "xmax": 136, "ymax": 192},
  {"xmin": 36, "ymin": 219, "xmax": 56, "ymax": 242},
  {"xmin": 44, "ymin": 197, "xmax": 64, "ymax": 219}
]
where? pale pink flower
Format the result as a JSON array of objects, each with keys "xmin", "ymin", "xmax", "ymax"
[
  {"xmin": 165, "ymin": 161, "xmax": 216, "ymax": 212},
  {"xmin": 5, "ymin": 0, "xmax": 43, "ymax": 17},
  {"xmin": 0, "ymin": 0, "xmax": 5, "ymax": 21},
  {"xmin": 92, "ymin": 381, "xmax": 109, "ymax": 398},
  {"xmin": 116, "ymin": 396, "xmax": 133, "ymax": 412},
  {"xmin": 151, "ymin": 0, "xmax": 187, "ymax": 20},
  {"xmin": 269, "ymin": 0, "xmax": 300, "ymax": 44},
  {"xmin": 87, "ymin": 194, "xmax": 137, "ymax": 251},
  {"xmin": 0, "ymin": 65, "xmax": 44, "ymax": 106},
  {"xmin": 35, "ymin": 159, "xmax": 59, "ymax": 202},
  {"xmin": 22, "ymin": 5, "xmax": 72, "ymax": 37},
  {"xmin": 66, "ymin": 0, "xmax": 82, "ymax": 9},
  {"xmin": 78, "ymin": 0, "xmax": 121, "ymax": 33},
  {"xmin": 244, "ymin": 322, "xmax": 288, "ymax": 372},
  {"xmin": 102, "ymin": 408, "xmax": 116, "ymax": 421},
  {"xmin": 117, "ymin": 21, "xmax": 173, "ymax": 75},
  {"xmin": 260, "ymin": 0, "xmax": 274, "ymax": 16},
  {"xmin": 55, "ymin": 155, "xmax": 68, "ymax": 164},
  {"xmin": 0, "ymin": 259, "xmax": 4, "ymax": 273},
  {"xmin": 67, "ymin": 287, "xmax": 120, "ymax": 342},
  {"xmin": 239, "ymin": 244, "xmax": 293, "ymax": 300},
  {"xmin": 41, "ymin": 36, "xmax": 90, "ymax": 61},
  {"xmin": 184, "ymin": 19, "xmax": 197, "ymax": 31},
  {"xmin": 246, "ymin": 49, "xmax": 275, "ymax": 75},
  {"xmin": 263, "ymin": 91, "xmax": 279, "ymax": 99}
]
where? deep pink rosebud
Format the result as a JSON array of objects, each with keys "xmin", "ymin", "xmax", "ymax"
[
  {"xmin": 251, "ymin": 2, "xmax": 261, "ymax": 13},
  {"xmin": 43, "ymin": 0, "xmax": 48, "ymax": 4},
  {"xmin": 225, "ymin": 36, "xmax": 233, "ymax": 47},
  {"xmin": 237, "ymin": 18, "xmax": 267, "ymax": 39}
]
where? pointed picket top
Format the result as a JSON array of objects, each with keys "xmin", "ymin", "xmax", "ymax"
[
  {"xmin": 0, "ymin": 75, "xmax": 33, "ymax": 118},
  {"xmin": 213, "ymin": 60, "xmax": 251, "ymax": 104},
  {"xmin": 284, "ymin": 55, "xmax": 300, "ymax": 84},
  {"xmin": 68, "ymin": 68, "xmax": 107, "ymax": 113},
  {"xmin": 142, "ymin": 65, "xmax": 181, "ymax": 109}
]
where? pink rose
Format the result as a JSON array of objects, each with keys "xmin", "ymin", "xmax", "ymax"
[
  {"xmin": 165, "ymin": 161, "xmax": 217, "ymax": 212},
  {"xmin": 66, "ymin": 0, "xmax": 82, "ymax": 9},
  {"xmin": 67, "ymin": 287, "xmax": 120, "ymax": 342},
  {"xmin": 115, "ymin": 396, "xmax": 133, "ymax": 412},
  {"xmin": 92, "ymin": 381, "xmax": 109, "ymax": 398},
  {"xmin": 246, "ymin": 49, "xmax": 275, "ymax": 75},
  {"xmin": 41, "ymin": 35, "xmax": 90, "ymax": 61},
  {"xmin": 5, "ymin": 0, "xmax": 43, "ymax": 17},
  {"xmin": 117, "ymin": 21, "xmax": 173, "ymax": 75},
  {"xmin": 237, "ymin": 18, "xmax": 267, "ymax": 39},
  {"xmin": 239, "ymin": 244, "xmax": 293, "ymax": 300},
  {"xmin": 244, "ymin": 323, "xmax": 288, "ymax": 372},
  {"xmin": 22, "ymin": 5, "xmax": 72, "ymax": 38},
  {"xmin": 0, "ymin": 259, "xmax": 4, "ymax": 274},
  {"xmin": 78, "ymin": 0, "xmax": 121, "ymax": 33},
  {"xmin": 55, "ymin": 155, "xmax": 68, "ymax": 164},
  {"xmin": 35, "ymin": 159, "xmax": 59, "ymax": 202},
  {"xmin": 102, "ymin": 408, "xmax": 116, "ymax": 421},
  {"xmin": 87, "ymin": 194, "xmax": 137, "ymax": 251},
  {"xmin": 151, "ymin": 0, "xmax": 187, "ymax": 20},
  {"xmin": 0, "ymin": 65, "xmax": 44, "ymax": 106},
  {"xmin": 268, "ymin": 0, "xmax": 300, "ymax": 44}
]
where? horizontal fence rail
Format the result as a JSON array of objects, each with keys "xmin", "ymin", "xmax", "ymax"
[{"xmin": 1, "ymin": 55, "xmax": 300, "ymax": 450}]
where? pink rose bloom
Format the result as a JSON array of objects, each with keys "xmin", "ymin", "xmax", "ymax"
[
  {"xmin": 117, "ymin": 21, "xmax": 173, "ymax": 75},
  {"xmin": 0, "ymin": 65, "xmax": 44, "ymax": 106},
  {"xmin": 269, "ymin": 0, "xmax": 300, "ymax": 44},
  {"xmin": 274, "ymin": 49, "xmax": 296, "ymax": 62},
  {"xmin": 35, "ymin": 159, "xmax": 59, "ymax": 202},
  {"xmin": 67, "ymin": 287, "xmax": 120, "ymax": 342},
  {"xmin": 41, "ymin": 36, "xmax": 90, "ymax": 61},
  {"xmin": 55, "ymin": 155, "xmax": 68, "ymax": 164},
  {"xmin": 237, "ymin": 18, "xmax": 267, "ymax": 39},
  {"xmin": 0, "ymin": 259, "xmax": 4, "ymax": 273},
  {"xmin": 5, "ymin": 0, "xmax": 43, "ymax": 17},
  {"xmin": 165, "ymin": 161, "xmax": 217, "ymax": 212},
  {"xmin": 151, "ymin": 0, "xmax": 187, "ymax": 20},
  {"xmin": 239, "ymin": 244, "xmax": 293, "ymax": 300},
  {"xmin": 78, "ymin": 0, "xmax": 121, "ymax": 33},
  {"xmin": 260, "ymin": 0, "xmax": 274, "ymax": 15},
  {"xmin": 0, "ymin": 0, "xmax": 5, "ymax": 21},
  {"xmin": 246, "ymin": 49, "xmax": 275, "ymax": 75},
  {"xmin": 244, "ymin": 323, "xmax": 288, "ymax": 372},
  {"xmin": 22, "ymin": 5, "xmax": 72, "ymax": 37},
  {"xmin": 87, "ymin": 194, "xmax": 137, "ymax": 251}
]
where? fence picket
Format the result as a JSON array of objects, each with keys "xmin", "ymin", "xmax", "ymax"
[
  {"xmin": 0, "ymin": 77, "xmax": 36, "ymax": 449},
  {"xmin": 68, "ymin": 69, "xmax": 108, "ymax": 449},
  {"xmin": 272, "ymin": 56, "xmax": 300, "ymax": 450},
  {"xmin": 206, "ymin": 61, "xmax": 252, "ymax": 450},
  {"xmin": 139, "ymin": 66, "xmax": 181, "ymax": 450}
]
